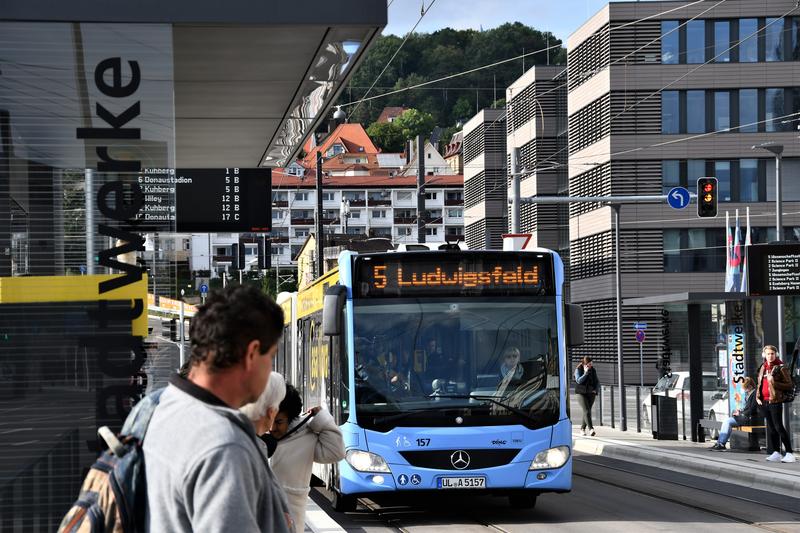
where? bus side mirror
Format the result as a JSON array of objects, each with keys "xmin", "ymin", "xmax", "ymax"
[
  {"xmin": 323, "ymin": 285, "xmax": 348, "ymax": 336},
  {"xmin": 566, "ymin": 303, "xmax": 584, "ymax": 347}
]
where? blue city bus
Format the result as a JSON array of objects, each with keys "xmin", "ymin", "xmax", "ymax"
[{"xmin": 283, "ymin": 246, "xmax": 583, "ymax": 511}]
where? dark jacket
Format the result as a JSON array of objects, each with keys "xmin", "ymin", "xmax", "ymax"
[
  {"xmin": 574, "ymin": 365, "xmax": 599, "ymax": 395},
  {"xmin": 757, "ymin": 361, "xmax": 793, "ymax": 404},
  {"xmin": 734, "ymin": 389, "xmax": 760, "ymax": 425}
]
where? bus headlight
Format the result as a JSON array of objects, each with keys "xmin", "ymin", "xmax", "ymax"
[
  {"xmin": 529, "ymin": 446, "xmax": 570, "ymax": 470},
  {"xmin": 346, "ymin": 450, "xmax": 391, "ymax": 473}
]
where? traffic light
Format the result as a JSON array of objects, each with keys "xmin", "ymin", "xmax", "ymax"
[
  {"xmin": 236, "ymin": 241, "xmax": 246, "ymax": 270},
  {"xmin": 697, "ymin": 177, "xmax": 718, "ymax": 218}
]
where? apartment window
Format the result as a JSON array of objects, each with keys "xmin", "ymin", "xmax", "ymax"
[
  {"xmin": 371, "ymin": 227, "xmax": 391, "ymax": 237},
  {"xmin": 397, "ymin": 227, "xmax": 412, "ymax": 236},
  {"xmin": 792, "ymin": 18, "xmax": 800, "ymax": 60},
  {"xmin": 687, "ymin": 160, "xmax": 706, "ymax": 194},
  {"xmin": 446, "ymin": 226, "xmax": 462, "ymax": 236},
  {"xmin": 272, "ymin": 191, "xmax": 287, "ymax": 202},
  {"xmin": 372, "ymin": 210, "xmax": 387, "ymax": 218},
  {"xmin": 739, "ymin": 18, "xmax": 759, "ymax": 62},
  {"xmin": 294, "ymin": 229, "xmax": 309, "ymax": 238},
  {"xmin": 446, "ymin": 191, "xmax": 463, "ymax": 201},
  {"xmin": 662, "ymin": 91, "xmax": 680, "ymax": 134},
  {"xmin": 424, "ymin": 192, "xmax": 438, "ymax": 200},
  {"xmin": 739, "ymin": 89, "xmax": 758, "ymax": 132},
  {"xmin": 291, "ymin": 245, "xmax": 303, "ymax": 257},
  {"xmin": 715, "ymin": 161, "xmax": 732, "ymax": 202},
  {"xmin": 343, "ymin": 191, "xmax": 364, "ymax": 201},
  {"xmin": 740, "ymin": 159, "xmax": 760, "ymax": 202},
  {"xmin": 766, "ymin": 88, "xmax": 785, "ymax": 131},
  {"xmin": 396, "ymin": 191, "xmax": 413, "ymax": 201},
  {"xmin": 714, "ymin": 91, "xmax": 730, "ymax": 131},
  {"xmin": 291, "ymin": 209, "xmax": 311, "ymax": 219},
  {"xmin": 346, "ymin": 227, "xmax": 365, "ymax": 235},
  {"xmin": 714, "ymin": 21, "xmax": 730, "ymax": 62},
  {"xmin": 687, "ymin": 90, "xmax": 706, "ymax": 133},
  {"xmin": 661, "ymin": 20, "xmax": 679, "ymax": 64},
  {"xmin": 294, "ymin": 192, "xmax": 309, "ymax": 202},
  {"xmin": 765, "ymin": 18, "xmax": 784, "ymax": 61},
  {"xmin": 349, "ymin": 210, "xmax": 361, "ymax": 219},
  {"xmin": 216, "ymin": 247, "xmax": 227, "ymax": 256},
  {"xmin": 425, "ymin": 227, "xmax": 438, "ymax": 236},
  {"xmin": 662, "ymin": 161, "xmax": 680, "ymax": 194},
  {"xmin": 447, "ymin": 209, "xmax": 463, "ymax": 218},
  {"xmin": 322, "ymin": 192, "xmax": 335, "ymax": 201},
  {"xmin": 272, "ymin": 210, "xmax": 284, "ymax": 220},
  {"xmin": 686, "ymin": 20, "xmax": 706, "ymax": 63}
]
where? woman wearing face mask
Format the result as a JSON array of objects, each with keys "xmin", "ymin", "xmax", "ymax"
[
  {"xmin": 269, "ymin": 384, "xmax": 345, "ymax": 532},
  {"xmin": 756, "ymin": 345, "xmax": 795, "ymax": 463}
]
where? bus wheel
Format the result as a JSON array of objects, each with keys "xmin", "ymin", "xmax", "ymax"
[
  {"xmin": 332, "ymin": 490, "xmax": 357, "ymax": 513},
  {"xmin": 508, "ymin": 493, "xmax": 537, "ymax": 509}
]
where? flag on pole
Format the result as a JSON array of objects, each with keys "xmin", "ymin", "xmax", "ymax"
[
  {"xmin": 740, "ymin": 207, "xmax": 751, "ymax": 292},
  {"xmin": 724, "ymin": 211, "xmax": 734, "ymax": 292},
  {"xmin": 731, "ymin": 209, "xmax": 742, "ymax": 292}
]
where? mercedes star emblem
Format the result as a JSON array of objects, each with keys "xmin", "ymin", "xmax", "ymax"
[{"xmin": 450, "ymin": 450, "xmax": 471, "ymax": 470}]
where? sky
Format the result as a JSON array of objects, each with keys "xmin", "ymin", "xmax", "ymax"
[{"xmin": 383, "ymin": 0, "xmax": 655, "ymax": 45}]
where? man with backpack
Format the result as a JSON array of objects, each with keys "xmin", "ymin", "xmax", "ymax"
[{"xmin": 144, "ymin": 285, "xmax": 289, "ymax": 531}]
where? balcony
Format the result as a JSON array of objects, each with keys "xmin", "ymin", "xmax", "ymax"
[
  {"xmin": 368, "ymin": 199, "xmax": 391, "ymax": 206},
  {"xmin": 322, "ymin": 217, "xmax": 340, "ymax": 224},
  {"xmin": 272, "ymin": 201, "xmax": 288, "ymax": 207},
  {"xmin": 291, "ymin": 218, "xmax": 314, "ymax": 225},
  {"xmin": 213, "ymin": 254, "xmax": 234, "ymax": 263},
  {"xmin": 269, "ymin": 236, "xmax": 289, "ymax": 243},
  {"xmin": 394, "ymin": 216, "xmax": 416, "ymax": 224},
  {"xmin": 444, "ymin": 199, "xmax": 463, "ymax": 206},
  {"xmin": 346, "ymin": 199, "xmax": 366, "ymax": 207}
]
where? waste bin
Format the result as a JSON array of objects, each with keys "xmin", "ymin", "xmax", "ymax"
[{"xmin": 651, "ymin": 394, "xmax": 678, "ymax": 440}]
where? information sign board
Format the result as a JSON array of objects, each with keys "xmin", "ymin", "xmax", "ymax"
[{"xmin": 746, "ymin": 243, "xmax": 800, "ymax": 296}]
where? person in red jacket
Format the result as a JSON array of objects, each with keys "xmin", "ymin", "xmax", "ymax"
[{"xmin": 756, "ymin": 345, "xmax": 795, "ymax": 463}]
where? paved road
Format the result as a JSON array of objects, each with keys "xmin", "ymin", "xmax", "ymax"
[{"xmin": 310, "ymin": 453, "xmax": 800, "ymax": 532}]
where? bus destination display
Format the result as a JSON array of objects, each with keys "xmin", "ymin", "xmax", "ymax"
[
  {"xmin": 747, "ymin": 243, "xmax": 800, "ymax": 296},
  {"xmin": 354, "ymin": 252, "xmax": 553, "ymax": 298}
]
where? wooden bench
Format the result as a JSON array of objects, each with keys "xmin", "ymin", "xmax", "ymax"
[
  {"xmin": 733, "ymin": 425, "xmax": 765, "ymax": 433},
  {"xmin": 697, "ymin": 420, "xmax": 765, "ymax": 450}
]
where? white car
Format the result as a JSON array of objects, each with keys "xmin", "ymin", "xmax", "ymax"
[{"xmin": 641, "ymin": 371, "xmax": 724, "ymax": 427}]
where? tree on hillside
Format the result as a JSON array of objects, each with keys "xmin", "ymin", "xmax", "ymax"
[
  {"xmin": 367, "ymin": 121, "xmax": 406, "ymax": 153},
  {"xmin": 339, "ymin": 22, "xmax": 566, "ymax": 130},
  {"xmin": 393, "ymin": 109, "xmax": 436, "ymax": 143}
]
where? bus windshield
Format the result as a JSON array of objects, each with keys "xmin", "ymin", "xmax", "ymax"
[{"xmin": 353, "ymin": 297, "xmax": 560, "ymax": 430}]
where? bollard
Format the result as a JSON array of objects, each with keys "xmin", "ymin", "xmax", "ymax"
[
  {"xmin": 610, "ymin": 385, "xmax": 615, "ymax": 429},
  {"xmin": 598, "ymin": 385, "xmax": 604, "ymax": 426},
  {"xmin": 636, "ymin": 387, "xmax": 641, "ymax": 433}
]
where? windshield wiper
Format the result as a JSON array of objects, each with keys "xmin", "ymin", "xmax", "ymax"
[
  {"xmin": 435, "ymin": 394, "xmax": 537, "ymax": 423},
  {"xmin": 372, "ymin": 404, "xmax": 470, "ymax": 425}
]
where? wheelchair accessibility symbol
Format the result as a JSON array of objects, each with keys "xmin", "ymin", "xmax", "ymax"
[{"xmin": 410, "ymin": 474, "xmax": 421, "ymax": 485}]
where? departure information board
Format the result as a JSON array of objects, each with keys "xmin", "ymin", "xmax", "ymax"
[
  {"xmin": 353, "ymin": 251, "xmax": 554, "ymax": 298},
  {"xmin": 137, "ymin": 168, "xmax": 271, "ymax": 232},
  {"xmin": 746, "ymin": 243, "xmax": 800, "ymax": 296}
]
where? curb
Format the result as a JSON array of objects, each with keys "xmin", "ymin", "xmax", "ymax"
[
  {"xmin": 573, "ymin": 435, "xmax": 800, "ymax": 498},
  {"xmin": 305, "ymin": 496, "xmax": 346, "ymax": 533}
]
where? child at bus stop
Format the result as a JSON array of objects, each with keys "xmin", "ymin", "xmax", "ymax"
[{"xmin": 709, "ymin": 377, "xmax": 758, "ymax": 451}]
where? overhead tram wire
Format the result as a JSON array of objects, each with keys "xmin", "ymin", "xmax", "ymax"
[
  {"xmin": 338, "ymin": 0, "xmax": 710, "ymax": 111},
  {"xmin": 347, "ymin": 0, "xmax": 438, "ymax": 119}
]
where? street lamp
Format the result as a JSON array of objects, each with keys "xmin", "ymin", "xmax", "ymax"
[
  {"xmin": 752, "ymin": 141, "xmax": 789, "ymax": 447},
  {"xmin": 752, "ymin": 142, "xmax": 785, "ymax": 355}
]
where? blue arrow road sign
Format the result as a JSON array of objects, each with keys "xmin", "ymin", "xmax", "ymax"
[
  {"xmin": 633, "ymin": 322, "xmax": 647, "ymax": 330},
  {"xmin": 200, "ymin": 284, "xmax": 209, "ymax": 294},
  {"xmin": 667, "ymin": 187, "xmax": 690, "ymax": 209}
]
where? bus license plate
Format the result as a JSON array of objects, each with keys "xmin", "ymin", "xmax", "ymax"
[{"xmin": 438, "ymin": 476, "xmax": 485, "ymax": 489}]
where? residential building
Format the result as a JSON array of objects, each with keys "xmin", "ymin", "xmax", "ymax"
[
  {"xmin": 443, "ymin": 131, "xmax": 464, "ymax": 174},
  {"xmin": 463, "ymin": 108, "xmax": 508, "ymax": 250},
  {"xmin": 567, "ymin": 0, "xmax": 800, "ymax": 383},
  {"xmin": 376, "ymin": 106, "xmax": 408, "ymax": 123},
  {"xmin": 399, "ymin": 140, "xmax": 458, "ymax": 176}
]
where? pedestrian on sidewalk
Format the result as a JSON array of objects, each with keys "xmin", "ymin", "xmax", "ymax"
[
  {"xmin": 575, "ymin": 356, "xmax": 600, "ymax": 436},
  {"xmin": 144, "ymin": 285, "xmax": 290, "ymax": 532},
  {"xmin": 709, "ymin": 377, "xmax": 759, "ymax": 451},
  {"xmin": 270, "ymin": 384, "xmax": 346, "ymax": 532},
  {"xmin": 240, "ymin": 372, "xmax": 293, "ymax": 531},
  {"xmin": 756, "ymin": 345, "xmax": 795, "ymax": 463}
]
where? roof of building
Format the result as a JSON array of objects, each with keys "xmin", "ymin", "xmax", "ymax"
[
  {"xmin": 376, "ymin": 106, "xmax": 408, "ymax": 123},
  {"xmin": 444, "ymin": 131, "xmax": 463, "ymax": 158},
  {"xmin": 301, "ymin": 123, "xmax": 380, "ymax": 166},
  {"xmin": 271, "ymin": 169, "xmax": 463, "ymax": 188}
]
